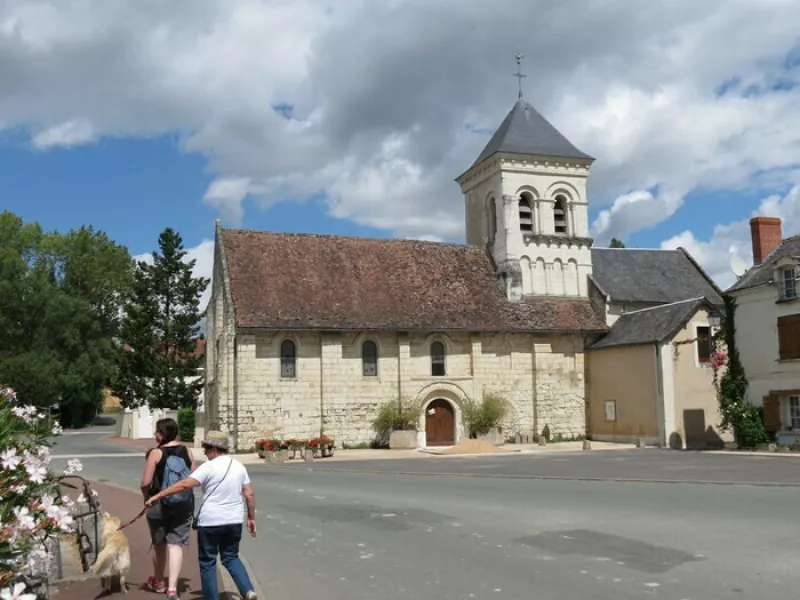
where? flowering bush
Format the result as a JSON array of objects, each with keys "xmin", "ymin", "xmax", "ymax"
[{"xmin": 0, "ymin": 387, "xmax": 79, "ymax": 593}]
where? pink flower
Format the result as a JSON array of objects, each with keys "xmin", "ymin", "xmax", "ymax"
[{"xmin": 1, "ymin": 448, "xmax": 21, "ymax": 471}]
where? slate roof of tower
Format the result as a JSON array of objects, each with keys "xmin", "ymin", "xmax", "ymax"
[
  {"xmin": 471, "ymin": 99, "xmax": 593, "ymax": 167},
  {"xmin": 590, "ymin": 298, "xmax": 710, "ymax": 350},
  {"xmin": 219, "ymin": 228, "xmax": 607, "ymax": 333},
  {"xmin": 726, "ymin": 235, "xmax": 800, "ymax": 292},
  {"xmin": 590, "ymin": 248, "xmax": 724, "ymax": 307}
]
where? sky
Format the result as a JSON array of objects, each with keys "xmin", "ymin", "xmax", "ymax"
[{"xmin": 2, "ymin": 0, "xmax": 800, "ymax": 312}]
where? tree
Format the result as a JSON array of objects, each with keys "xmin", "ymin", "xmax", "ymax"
[
  {"xmin": 115, "ymin": 228, "xmax": 208, "ymax": 410},
  {"xmin": 609, "ymin": 238, "xmax": 626, "ymax": 248},
  {"xmin": 0, "ymin": 212, "xmax": 131, "ymax": 428}
]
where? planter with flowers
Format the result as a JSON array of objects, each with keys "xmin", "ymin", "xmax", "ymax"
[
  {"xmin": 306, "ymin": 436, "xmax": 335, "ymax": 458},
  {"xmin": 286, "ymin": 439, "xmax": 306, "ymax": 459}
]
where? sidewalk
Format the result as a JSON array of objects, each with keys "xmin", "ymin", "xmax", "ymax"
[{"xmin": 53, "ymin": 481, "xmax": 233, "ymax": 600}]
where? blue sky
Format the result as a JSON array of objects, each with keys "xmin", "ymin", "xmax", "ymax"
[
  {"xmin": 2, "ymin": 0, "xmax": 800, "ymax": 292},
  {"xmin": 1, "ymin": 130, "xmax": 774, "ymax": 258}
]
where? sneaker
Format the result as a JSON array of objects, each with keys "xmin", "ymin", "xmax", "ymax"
[
  {"xmin": 167, "ymin": 592, "xmax": 179, "ymax": 600},
  {"xmin": 145, "ymin": 577, "xmax": 167, "ymax": 593},
  {"xmin": 245, "ymin": 592, "xmax": 258, "ymax": 600}
]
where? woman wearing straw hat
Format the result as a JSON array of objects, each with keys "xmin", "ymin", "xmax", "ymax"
[{"xmin": 146, "ymin": 431, "xmax": 258, "ymax": 600}]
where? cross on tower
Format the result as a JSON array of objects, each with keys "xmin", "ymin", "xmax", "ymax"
[{"xmin": 514, "ymin": 51, "xmax": 526, "ymax": 99}]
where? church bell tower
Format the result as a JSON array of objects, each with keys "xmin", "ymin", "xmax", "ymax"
[{"xmin": 455, "ymin": 57, "xmax": 595, "ymax": 302}]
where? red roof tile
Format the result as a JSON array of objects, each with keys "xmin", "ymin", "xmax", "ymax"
[{"xmin": 220, "ymin": 228, "xmax": 607, "ymax": 333}]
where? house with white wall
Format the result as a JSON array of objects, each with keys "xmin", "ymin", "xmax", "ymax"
[{"xmin": 726, "ymin": 217, "xmax": 800, "ymax": 443}]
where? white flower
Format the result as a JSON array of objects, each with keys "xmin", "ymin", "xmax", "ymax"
[
  {"xmin": 35, "ymin": 446, "xmax": 51, "ymax": 466},
  {"xmin": 64, "ymin": 459, "xmax": 83, "ymax": 476},
  {"xmin": 51, "ymin": 422, "xmax": 63, "ymax": 436},
  {"xmin": 0, "ymin": 582, "xmax": 37, "ymax": 600},
  {"xmin": 13, "ymin": 507, "xmax": 35, "ymax": 531},
  {"xmin": 11, "ymin": 406, "xmax": 39, "ymax": 424},
  {"xmin": 61, "ymin": 495, "xmax": 75, "ymax": 508},
  {"xmin": 58, "ymin": 512, "xmax": 74, "ymax": 531},
  {"xmin": 0, "ymin": 387, "xmax": 17, "ymax": 401},
  {"xmin": 1, "ymin": 448, "xmax": 21, "ymax": 471},
  {"xmin": 12, "ymin": 484, "xmax": 27, "ymax": 494},
  {"xmin": 22, "ymin": 453, "xmax": 47, "ymax": 484}
]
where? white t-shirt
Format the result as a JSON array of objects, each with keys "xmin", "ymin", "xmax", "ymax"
[{"xmin": 191, "ymin": 455, "xmax": 251, "ymax": 527}]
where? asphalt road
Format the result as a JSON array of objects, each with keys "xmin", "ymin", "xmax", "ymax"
[
  {"xmin": 293, "ymin": 447, "xmax": 800, "ymax": 485},
  {"xmin": 56, "ymin": 420, "xmax": 800, "ymax": 600}
]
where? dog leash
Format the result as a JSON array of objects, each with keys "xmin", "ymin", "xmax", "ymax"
[{"xmin": 117, "ymin": 506, "xmax": 148, "ymax": 531}]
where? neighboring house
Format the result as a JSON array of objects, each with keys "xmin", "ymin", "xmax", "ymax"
[
  {"xmin": 584, "ymin": 246, "xmax": 728, "ymax": 447},
  {"xmin": 587, "ymin": 298, "xmax": 731, "ymax": 448},
  {"xmin": 588, "ymin": 247, "xmax": 724, "ymax": 325},
  {"xmin": 203, "ymin": 95, "xmax": 610, "ymax": 451},
  {"xmin": 726, "ymin": 217, "xmax": 800, "ymax": 444}
]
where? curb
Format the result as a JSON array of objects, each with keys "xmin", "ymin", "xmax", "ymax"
[{"xmin": 288, "ymin": 465, "xmax": 800, "ymax": 487}]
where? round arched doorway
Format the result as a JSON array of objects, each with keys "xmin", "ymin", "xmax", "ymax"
[{"xmin": 425, "ymin": 398, "xmax": 455, "ymax": 446}]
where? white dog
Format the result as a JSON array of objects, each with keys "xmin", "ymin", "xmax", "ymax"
[{"xmin": 92, "ymin": 513, "xmax": 131, "ymax": 594}]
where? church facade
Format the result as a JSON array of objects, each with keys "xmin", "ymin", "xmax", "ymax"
[{"xmin": 203, "ymin": 97, "xmax": 609, "ymax": 451}]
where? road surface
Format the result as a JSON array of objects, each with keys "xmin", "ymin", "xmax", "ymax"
[{"xmin": 54, "ymin": 420, "xmax": 800, "ymax": 599}]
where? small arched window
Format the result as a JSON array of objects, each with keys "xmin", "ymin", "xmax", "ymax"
[
  {"xmin": 280, "ymin": 340, "xmax": 296, "ymax": 378},
  {"xmin": 519, "ymin": 194, "xmax": 533, "ymax": 232},
  {"xmin": 554, "ymin": 195, "xmax": 568, "ymax": 234},
  {"xmin": 362, "ymin": 340, "xmax": 378, "ymax": 376},
  {"xmin": 431, "ymin": 341, "xmax": 446, "ymax": 377}
]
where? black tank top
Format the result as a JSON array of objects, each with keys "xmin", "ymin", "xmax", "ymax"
[{"xmin": 150, "ymin": 444, "xmax": 191, "ymax": 497}]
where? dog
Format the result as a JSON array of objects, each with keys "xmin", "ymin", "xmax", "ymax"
[{"xmin": 92, "ymin": 513, "xmax": 131, "ymax": 594}]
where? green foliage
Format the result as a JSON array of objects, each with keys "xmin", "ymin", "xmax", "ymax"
[
  {"xmin": 462, "ymin": 392, "xmax": 509, "ymax": 437},
  {"xmin": 178, "ymin": 407, "xmax": 196, "ymax": 442},
  {"xmin": 0, "ymin": 212, "xmax": 132, "ymax": 428},
  {"xmin": 717, "ymin": 295, "xmax": 767, "ymax": 448},
  {"xmin": 114, "ymin": 228, "xmax": 209, "ymax": 410},
  {"xmin": 609, "ymin": 238, "xmax": 626, "ymax": 248},
  {"xmin": 373, "ymin": 400, "xmax": 422, "ymax": 435}
]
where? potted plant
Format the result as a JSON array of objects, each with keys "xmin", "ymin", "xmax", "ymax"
[
  {"xmin": 287, "ymin": 438, "xmax": 306, "ymax": 459},
  {"xmin": 318, "ymin": 435, "xmax": 335, "ymax": 457},
  {"xmin": 373, "ymin": 399, "xmax": 422, "ymax": 449},
  {"xmin": 255, "ymin": 439, "xmax": 269, "ymax": 458},
  {"xmin": 463, "ymin": 392, "xmax": 509, "ymax": 446}
]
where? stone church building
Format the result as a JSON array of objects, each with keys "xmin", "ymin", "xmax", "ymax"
[{"xmin": 204, "ymin": 97, "xmax": 616, "ymax": 451}]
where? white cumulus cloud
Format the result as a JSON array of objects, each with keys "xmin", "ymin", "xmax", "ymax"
[{"xmin": 2, "ymin": 0, "xmax": 800, "ymax": 242}]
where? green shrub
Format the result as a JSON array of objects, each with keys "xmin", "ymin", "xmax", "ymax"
[
  {"xmin": 178, "ymin": 407, "xmax": 196, "ymax": 442},
  {"xmin": 373, "ymin": 400, "xmax": 421, "ymax": 436},
  {"xmin": 463, "ymin": 392, "xmax": 509, "ymax": 438}
]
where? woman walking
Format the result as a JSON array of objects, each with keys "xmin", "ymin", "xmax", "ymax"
[
  {"xmin": 146, "ymin": 430, "xmax": 258, "ymax": 600},
  {"xmin": 140, "ymin": 418, "xmax": 196, "ymax": 600}
]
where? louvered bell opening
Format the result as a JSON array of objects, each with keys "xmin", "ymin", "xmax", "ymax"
[
  {"xmin": 519, "ymin": 206, "xmax": 533, "ymax": 232},
  {"xmin": 554, "ymin": 207, "xmax": 567, "ymax": 234}
]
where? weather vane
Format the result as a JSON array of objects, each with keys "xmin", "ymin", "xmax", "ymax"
[{"xmin": 514, "ymin": 50, "xmax": 526, "ymax": 99}]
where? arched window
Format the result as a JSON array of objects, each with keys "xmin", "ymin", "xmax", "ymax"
[
  {"xmin": 362, "ymin": 340, "xmax": 378, "ymax": 376},
  {"xmin": 487, "ymin": 198, "xmax": 497, "ymax": 244},
  {"xmin": 280, "ymin": 340, "xmax": 296, "ymax": 378},
  {"xmin": 519, "ymin": 194, "xmax": 533, "ymax": 232},
  {"xmin": 431, "ymin": 341, "xmax": 446, "ymax": 376},
  {"xmin": 554, "ymin": 195, "xmax": 568, "ymax": 234}
]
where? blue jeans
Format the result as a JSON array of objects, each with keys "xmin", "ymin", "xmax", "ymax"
[{"xmin": 197, "ymin": 524, "xmax": 254, "ymax": 600}]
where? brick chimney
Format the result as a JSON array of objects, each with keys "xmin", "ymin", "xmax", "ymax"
[{"xmin": 750, "ymin": 217, "xmax": 782, "ymax": 265}]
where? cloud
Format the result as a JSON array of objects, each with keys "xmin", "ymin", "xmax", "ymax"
[
  {"xmin": 3, "ymin": 1, "xmax": 800, "ymax": 240},
  {"xmin": 133, "ymin": 238, "xmax": 214, "ymax": 312},
  {"xmin": 32, "ymin": 119, "xmax": 95, "ymax": 150},
  {"xmin": 203, "ymin": 177, "xmax": 251, "ymax": 226},
  {"xmin": 592, "ymin": 187, "xmax": 685, "ymax": 244},
  {"xmin": 661, "ymin": 185, "xmax": 800, "ymax": 289}
]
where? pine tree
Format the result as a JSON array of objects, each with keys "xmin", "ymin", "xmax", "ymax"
[
  {"xmin": 609, "ymin": 238, "xmax": 626, "ymax": 248},
  {"xmin": 114, "ymin": 228, "xmax": 209, "ymax": 410}
]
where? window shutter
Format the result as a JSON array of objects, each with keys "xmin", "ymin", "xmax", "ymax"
[{"xmin": 778, "ymin": 314, "xmax": 800, "ymax": 360}]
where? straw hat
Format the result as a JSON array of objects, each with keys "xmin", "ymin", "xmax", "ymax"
[{"xmin": 202, "ymin": 430, "xmax": 230, "ymax": 450}]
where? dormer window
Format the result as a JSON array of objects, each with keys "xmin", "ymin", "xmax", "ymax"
[
  {"xmin": 554, "ymin": 195, "xmax": 568, "ymax": 234},
  {"xmin": 781, "ymin": 266, "xmax": 798, "ymax": 300},
  {"xmin": 519, "ymin": 194, "xmax": 533, "ymax": 232}
]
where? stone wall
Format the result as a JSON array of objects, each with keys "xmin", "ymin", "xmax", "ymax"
[{"xmin": 209, "ymin": 323, "xmax": 588, "ymax": 449}]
